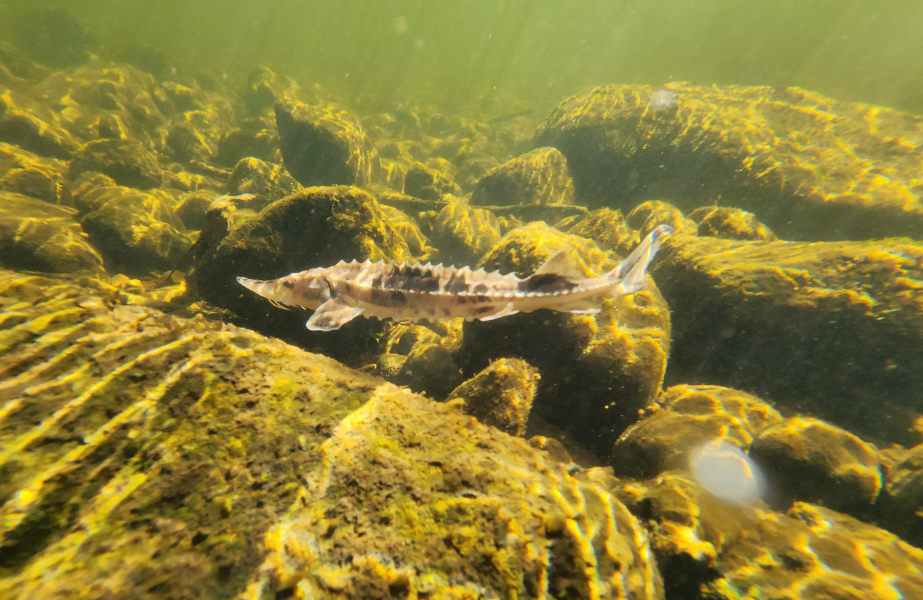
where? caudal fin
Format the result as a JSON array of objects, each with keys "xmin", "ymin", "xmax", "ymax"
[{"xmin": 608, "ymin": 225, "xmax": 673, "ymax": 295}]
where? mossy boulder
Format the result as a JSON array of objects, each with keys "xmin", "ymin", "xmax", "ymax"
[
  {"xmin": 0, "ymin": 165, "xmax": 69, "ymax": 204},
  {"xmin": 750, "ymin": 416, "xmax": 883, "ymax": 515},
  {"xmin": 653, "ymin": 233, "xmax": 923, "ymax": 445},
  {"xmin": 242, "ymin": 65, "xmax": 300, "ymax": 117},
  {"xmin": 611, "ymin": 385, "xmax": 783, "ymax": 480},
  {"xmin": 471, "ymin": 146, "xmax": 575, "ymax": 207},
  {"xmin": 688, "ymin": 206, "xmax": 777, "ymax": 240},
  {"xmin": 427, "ymin": 200, "xmax": 504, "ymax": 265},
  {"xmin": 78, "ymin": 184, "xmax": 192, "ymax": 276},
  {"xmin": 625, "ymin": 200, "xmax": 698, "ymax": 238},
  {"xmin": 0, "ymin": 88, "xmax": 79, "ymax": 158},
  {"xmin": 461, "ymin": 222, "xmax": 671, "ymax": 457},
  {"xmin": 402, "ymin": 161, "xmax": 460, "ymax": 200},
  {"xmin": 68, "ymin": 138, "xmax": 163, "ymax": 189},
  {"xmin": 275, "ymin": 99, "xmax": 378, "ymax": 188},
  {"xmin": 193, "ymin": 186, "xmax": 419, "ymax": 362},
  {"xmin": 0, "ymin": 270, "xmax": 662, "ymax": 600},
  {"xmin": 536, "ymin": 83, "xmax": 923, "ymax": 240},
  {"xmin": 563, "ymin": 207, "xmax": 639, "ymax": 257},
  {"xmin": 226, "ymin": 156, "xmax": 300, "ymax": 208},
  {"xmin": 173, "ymin": 189, "xmax": 219, "ymax": 231},
  {"xmin": 0, "ymin": 191, "xmax": 102, "ymax": 273},
  {"xmin": 880, "ymin": 442, "xmax": 923, "ymax": 548},
  {"xmin": 215, "ymin": 115, "xmax": 280, "ymax": 167},
  {"xmin": 447, "ymin": 358, "xmax": 540, "ymax": 437},
  {"xmin": 615, "ymin": 472, "xmax": 923, "ymax": 600}
]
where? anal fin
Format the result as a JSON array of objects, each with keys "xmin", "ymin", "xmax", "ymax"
[{"xmin": 306, "ymin": 298, "xmax": 364, "ymax": 331}]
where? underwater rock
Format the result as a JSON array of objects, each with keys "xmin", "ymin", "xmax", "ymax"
[
  {"xmin": 0, "ymin": 164, "xmax": 69, "ymax": 205},
  {"xmin": 77, "ymin": 183, "xmax": 192, "ymax": 276},
  {"xmin": 378, "ymin": 204, "xmax": 433, "ymax": 261},
  {"xmin": 689, "ymin": 206, "xmax": 777, "ymax": 241},
  {"xmin": 0, "ymin": 191, "xmax": 103, "ymax": 273},
  {"xmin": 471, "ymin": 147, "xmax": 575, "ymax": 207},
  {"xmin": 402, "ymin": 161, "xmax": 461, "ymax": 200},
  {"xmin": 68, "ymin": 138, "xmax": 163, "ymax": 189},
  {"xmin": 226, "ymin": 156, "xmax": 301, "ymax": 208},
  {"xmin": 447, "ymin": 358, "xmax": 539, "ymax": 437},
  {"xmin": 615, "ymin": 471, "xmax": 923, "ymax": 600},
  {"xmin": 173, "ymin": 189, "xmax": 219, "ymax": 231},
  {"xmin": 427, "ymin": 200, "xmax": 504, "ymax": 265},
  {"xmin": 563, "ymin": 208, "xmax": 639, "ymax": 257},
  {"xmin": 0, "ymin": 88, "xmax": 80, "ymax": 158},
  {"xmin": 215, "ymin": 115, "xmax": 280, "ymax": 167},
  {"xmin": 750, "ymin": 416, "xmax": 883, "ymax": 515},
  {"xmin": 880, "ymin": 442, "xmax": 923, "ymax": 548},
  {"xmin": 163, "ymin": 119, "xmax": 214, "ymax": 164},
  {"xmin": 274, "ymin": 99, "xmax": 378, "ymax": 188},
  {"xmin": 193, "ymin": 186, "xmax": 418, "ymax": 361},
  {"xmin": 0, "ymin": 270, "xmax": 661, "ymax": 600},
  {"xmin": 625, "ymin": 200, "xmax": 698, "ymax": 238},
  {"xmin": 535, "ymin": 83, "xmax": 923, "ymax": 240},
  {"xmin": 653, "ymin": 233, "xmax": 923, "ymax": 445},
  {"xmin": 462, "ymin": 222, "xmax": 671, "ymax": 457},
  {"xmin": 243, "ymin": 65, "xmax": 300, "ymax": 117},
  {"xmin": 252, "ymin": 385, "xmax": 662, "ymax": 600},
  {"xmin": 375, "ymin": 323, "xmax": 463, "ymax": 399},
  {"xmin": 30, "ymin": 62, "xmax": 168, "ymax": 146},
  {"xmin": 611, "ymin": 385, "xmax": 782, "ymax": 480}
]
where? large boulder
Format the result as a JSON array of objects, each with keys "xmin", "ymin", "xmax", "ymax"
[
  {"xmin": 653, "ymin": 233, "xmax": 923, "ymax": 445},
  {"xmin": 0, "ymin": 270, "xmax": 663, "ymax": 600},
  {"xmin": 535, "ymin": 84, "xmax": 923, "ymax": 240},
  {"xmin": 274, "ymin": 99, "xmax": 378, "ymax": 188},
  {"xmin": 461, "ymin": 222, "xmax": 671, "ymax": 457},
  {"xmin": 471, "ymin": 146, "xmax": 575, "ymax": 207},
  {"xmin": 68, "ymin": 138, "xmax": 163, "ymax": 189},
  {"xmin": 0, "ymin": 191, "xmax": 102, "ymax": 273}
]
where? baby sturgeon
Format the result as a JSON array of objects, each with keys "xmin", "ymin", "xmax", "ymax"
[{"xmin": 238, "ymin": 225, "xmax": 672, "ymax": 331}]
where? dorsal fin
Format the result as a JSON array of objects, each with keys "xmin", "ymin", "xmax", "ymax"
[{"xmin": 533, "ymin": 249, "xmax": 583, "ymax": 279}]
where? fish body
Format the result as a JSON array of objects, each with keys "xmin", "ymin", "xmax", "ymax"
[{"xmin": 238, "ymin": 225, "xmax": 672, "ymax": 331}]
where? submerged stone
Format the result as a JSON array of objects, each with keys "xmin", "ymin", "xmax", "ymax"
[
  {"xmin": 447, "ymin": 358, "xmax": 539, "ymax": 437},
  {"xmin": 471, "ymin": 146, "xmax": 575, "ymax": 207},
  {"xmin": 653, "ymin": 233, "xmax": 923, "ymax": 445},
  {"xmin": 536, "ymin": 83, "xmax": 923, "ymax": 240},
  {"xmin": 68, "ymin": 138, "xmax": 163, "ymax": 189},
  {"xmin": 0, "ymin": 270, "xmax": 662, "ymax": 600}
]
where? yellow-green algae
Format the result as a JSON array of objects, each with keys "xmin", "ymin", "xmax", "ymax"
[
  {"xmin": 535, "ymin": 83, "xmax": 923, "ymax": 241},
  {"xmin": 611, "ymin": 385, "xmax": 783, "ymax": 480},
  {"xmin": 654, "ymin": 233, "xmax": 923, "ymax": 445},
  {"xmin": 0, "ymin": 270, "xmax": 662, "ymax": 599},
  {"xmin": 615, "ymin": 471, "xmax": 923, "ymax": 600},
  {"xmin": 463, "ymin": 222, "xmax": 671, "ymax": 457}
]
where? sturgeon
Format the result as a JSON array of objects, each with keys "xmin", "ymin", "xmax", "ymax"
[{"xmin": 237, "ymin": 225, "xmax": 672, "ymax": 331}]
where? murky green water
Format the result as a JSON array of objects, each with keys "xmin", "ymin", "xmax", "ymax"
[{"xmin": 0, "ymin": 2, "xmax": 922, "ymax": 599}]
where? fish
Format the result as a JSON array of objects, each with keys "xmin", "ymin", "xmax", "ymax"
[{"xmin": 237, "ymin": 225, "xmax": 672, "ymax": 331}]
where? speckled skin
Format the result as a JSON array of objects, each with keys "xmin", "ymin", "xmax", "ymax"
[{"xmin": 239, "ymin": 225, "xmax": 672, "ymax": 330}]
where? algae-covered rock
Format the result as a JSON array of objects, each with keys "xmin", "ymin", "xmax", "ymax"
[
  {"xmin": 194, "ymin": 186, "xmax": 419, "ymax": 361},
  {"xmin": 173, "ymin": 189, "xmax": 219, "ymax": 231},
  {"xmin": 0, "ymin": 88, "xmax": 80, "ymax": 158},
  {"xmin": 0, "ymin": 191, "xmax": 103, "ymax": 273},
  {"xmin": 611, "ymin": 385, "xmax": 783, "ymax": 480},
  {"xmin": 275, "ymin": 99, "xmax": 378, "ymax": 188},
  {"xmin": 880, "ymin": 442, "xmax": 923, "ymax": 547},
  {"xmin": 68, "ymin": 138, "xmax": 163, "ymax": 189},
  {"xmin": 447, "ymin": 358, "xmax": 539, "ymax": 437},
  {"xmin": 250, "ymin": 385, "xmax": 662, "ymax": 600},
  {"xmin": 402, "ymin": 161, "xmax": 460, "ymax": 200},
  {"xmin": 615, "ymin": 472, "xmax": 923, "ymax": 600},
  {"xmin": 564, "ymin": 208, "xmax": 639, "ymax": 257},
  {"xmin": 215, "ymin": 116, "xmax": 280, "ymax": 167},
  {"xmin": 653, "ymin": 233, "xmax": 923, "ymax": 444},
  {"xmin": 77, "ymin": 183, "xmax": 192, "ymax": 276},
  {"xmin": 535, "ymin": 83, "xmax": 923, "ymax": 240},
  {"xmin": 462, "ymin": 222, "xmax": 671, "ymax": 457},
  {"xmin": 0, "ymin": 270, "xmax": 662, "ymax": 600},
  {"xmin": 243, "ymin": 65, "xmax": 300, "ymax": 116},
  {"xmin": 427, "ymin": 200, "xmax": 504, "ymax": 265},
  {"xmin": 750, "ymin": 416, "xmax": 883, "ymax": 514},
  {"xmin": 471, "ymin": 146, "xmax": 575, "ymax": 207},
  {"xmin": 226, "ymin": 156, "xmax": 300, "ymax": 207},
  {"xmin": 0, "ymin": 165, "xmax": 69, "ymax": 204},
  {"xmin": 688, "ymin": 206, "xmax": 777, "ymax": 241},
  {"xmin": 625, "ymin": 200, "xmax": 698, "ymax": 238}
]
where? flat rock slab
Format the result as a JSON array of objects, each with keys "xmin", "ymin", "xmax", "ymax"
[
  {"xmin": 535, "ymin": 84, "xmax": 923, "ymax": 241},
  {"xmin": 654, "ymin": 233, "xmax": 923, "ymax": 445}
]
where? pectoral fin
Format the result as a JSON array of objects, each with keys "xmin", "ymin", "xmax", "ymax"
[
  {"xmin": 478, "ymin": 302, "xmax": 520, "ymax": 321},
  {"xmin": 306, "ymin": 298, "xmax": 364, "ymax": 331}
]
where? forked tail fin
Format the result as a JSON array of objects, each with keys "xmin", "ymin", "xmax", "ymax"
[{"xmin": 608, "ymin": 225, "xmax": 673, "ymax": 294}]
